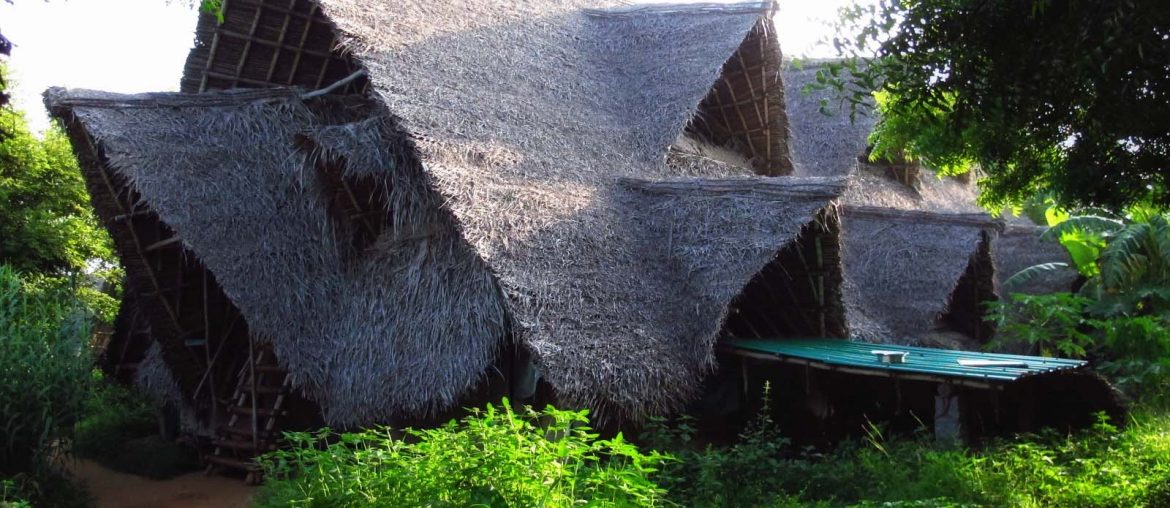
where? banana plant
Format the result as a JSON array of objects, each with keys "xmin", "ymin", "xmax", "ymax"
[{"xmin": 1006, "ymin": 206, "xmax": 1170, "ymax": 318}]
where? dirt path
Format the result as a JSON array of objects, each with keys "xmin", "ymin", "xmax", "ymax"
[{"xmin": 66, "ymin": 459, "xmax": 254, "ymax": 508}]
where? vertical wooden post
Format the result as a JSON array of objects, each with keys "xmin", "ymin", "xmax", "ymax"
[
  {"xmin": 815, "ymin": 228, "xmax": 826, "ymax": 338},
  {"xmin": 248, "ymin": 334, "xmax": 259, "ymax": 452},
  {"xmin": 203, "ymin": 271, "xmax": 218, "ymax": 429}
]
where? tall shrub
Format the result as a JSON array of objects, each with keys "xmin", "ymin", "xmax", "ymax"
[{"xmin": 0, "ymin": 265, "xmax": 92, "ymax": 475}]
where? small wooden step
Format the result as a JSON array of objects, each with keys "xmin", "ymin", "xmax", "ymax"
[
  {"xmin": 238, "ymin": 384, "xmax": 285, "ymax": 395},
  {"xmin": 227, "ymin": 406, "xmax": 285, "ymax": 417},
  {"xmin": 221, "ymin": 426, "xmax": 274, "ymax": 439},
  {"xmin": 204, "ymin": 454, "xmax": 260, "ymax": 472},
  {"xmin": 212, "ymin": 439, "xmax": 277, "ymax": 452}
]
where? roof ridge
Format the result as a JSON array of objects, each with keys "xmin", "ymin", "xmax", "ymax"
[
  {"xmin": 844, "ymin": 205, "xmax": 1003, "ymax": 229},
  {"xmin": 584, "ymin": 1, "xmax": 777, "ymax": 19},
  {"xmin": 44, "ymin": 87, "xmax": 300, "ymax": 111}
]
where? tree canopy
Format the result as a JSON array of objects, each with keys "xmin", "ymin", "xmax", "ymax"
[
  {"xmin": 0, "ymin": 106, "xmax": 112, "ymax": 273},
  {"xmin": 832, "ymin": 0, "xmax": 1170, "ymax": 211}
]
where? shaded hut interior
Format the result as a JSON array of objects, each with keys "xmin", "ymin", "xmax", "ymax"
[
  {"xmin": 721, "ymin": 209, "xmax": 846, "ymax": 340},
  {"xmin": 180, "ymin": 0, "xmax": 368, "ymax": 94},
  {"xmin": 683, "ymin": 17, "xmax": 792, "ymax": 176}
]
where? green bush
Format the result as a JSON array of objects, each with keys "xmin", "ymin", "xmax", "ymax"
[
  {"xmin": 0, "ymin": 479, "xmax": 30, "ymax": 508},
  {"xmin": 1, "ymin": 468, "xmax": 92, "ymax": 508},
  {"xmin": 73, "ymin": 372, "xmax": 199, "ymax": 479},
  {"xmin": 255, "ymin": 402, "xmax": 670, "ymax": 507},
  {"xmin": 0, "ymin": 265, "xmax": 92, "ymax": 476},
  {"xmin": 643, "ymin": 388, "xmax": 794, "ymax": 508},
  {"xmin": 646, "ymin": 409, "xmax": 1170, "ymax": 507},
  {"xmin": 990, "ymin": 292, "xmax": 1170, "ymax": 404}
]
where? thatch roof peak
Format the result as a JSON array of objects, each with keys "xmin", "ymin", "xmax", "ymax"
[
  {"xmin": 584, "ymin": 1, "xmax": 777, "ymax": 18},
  {"xmin": 312, "ymin": 0, "xmax": 838, "ymax": 418},
  {"xmin": 50, "ymin": 88, "xmax": 509, "ymax": 425}
]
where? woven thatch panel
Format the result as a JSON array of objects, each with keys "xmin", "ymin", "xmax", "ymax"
[
  {"xmin": 181, "ymin": 0, "xmax": 366, "ymax": 94},
  {"xmin": 995, "ymin": 224, "xmax": 1077, "ymax": 296},
  {"xmin": 841, "ymin": 207, "xmax": 1000, "ymax": 344},
  {"xmin": 312, "ymin": 0, "xmax": 834, "ymax": 419},
  {"xmin": 47, "ymin": 88, "xmax": 507, "ymax": 425}
]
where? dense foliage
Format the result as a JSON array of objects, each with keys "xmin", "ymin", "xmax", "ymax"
[
  {"xmin": 0, "ymin": 266, "xmax": 92, "ymax": 475},
  {"xmin": 256, "ymin": 403, "xmax": 670, "ymax": 507},
  {"xmin": 0, "ymin": 107, "xmax": 112, "ymax": 274},
  {"xmin": 0, "ymin": 266, "xmax": 96, "ymax": 507},
  {"xmin": 72, "ymin": 372, "xmax": 199, "ymax": 480},
  {"xmin": 993, "ymin": 208, "xmax": 1170, "ymax": 403},
  {"xmin": 830, "ymin": 0, "xmax": 1169, "ymax": 210},
  {"xmin": 647, "ymin": 405, "xmax": 1170, "ymax": 507}
]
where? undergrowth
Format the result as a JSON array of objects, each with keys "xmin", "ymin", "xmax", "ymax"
[
  {"xmin": 647, "ymin": 407, "xmax": 1170, "ymax": 508},
  {"xmin": 255, "ymin": 401, "xmax": 670, "ymax": 507},
  {"xmin": 73, "ymin": 372, "xmax": 199, "ymax": 479}
]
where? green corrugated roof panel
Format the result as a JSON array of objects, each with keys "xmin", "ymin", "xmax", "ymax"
[{"xmin": 726, "ymin": 338, "xmax": 1086, "ymax": 384}]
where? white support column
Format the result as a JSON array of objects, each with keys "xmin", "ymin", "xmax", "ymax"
[{"xmin": 934, "ymin": 383, "xmax": 963, "ymax": 444}]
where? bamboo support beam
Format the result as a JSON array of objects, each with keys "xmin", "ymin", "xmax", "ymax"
[
  {"xmin": 144, "ymin": 236, "xmax": 183, "ymax": 252},
  {"xmin": 230, "ymin": 4, "xmax": 266, "ymax": 88},
  {"xmin": 263, "ymin": 0, "xmax": 299, "ymax": 83},
  {"xmin": 197, "ymin": 0, "xmax": 228, "ymax": 92},
  {"xmin": 285, "ymin": 3, "xmax": 321, "ymax": 86}
]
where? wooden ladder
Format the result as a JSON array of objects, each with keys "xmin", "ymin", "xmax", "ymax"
[{"xmin": 204, "ymin": 340, "xmax": 289, "ymax": 484}]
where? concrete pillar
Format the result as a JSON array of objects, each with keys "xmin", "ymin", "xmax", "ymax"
[{"xmin": 934, "ymin": 383, "xmax": 963, "ymax": 444}]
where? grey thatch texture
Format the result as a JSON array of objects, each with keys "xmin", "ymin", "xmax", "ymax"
[
  {"xmin": 843, "ymin": 165, "xmax": 983, "ymax": 214},
  {"xmin": 314, "ymin": 0, "xmax": 840, "ymax": 418},
  {"xmin": 782, "ymin": 61, "xmax": 874, "ymax": 178},
  {"xmin": 135, "ymin": 342, "xmax": 185, "ymax": 409},
  {"xmin": 840, "ymin": 207, "xmax": 999, "ymax": 344},
  {"xmin": 782, "ymin": 62, "xmax": 995, "ymax": 343},
  {"xmin": 136, "ymin": 342, "xmax": 210, "ymax": 435},
  {"xmin": 48, "ymin": 88, "xmax": 507, "ymax": 425},
  {"xmin": 995, "ymin": 224, "xmax": 1077, "ymax": 295}
]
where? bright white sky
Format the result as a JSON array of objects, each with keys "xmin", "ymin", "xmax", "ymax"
[{"xmin": 1, "ymin": 0, "xmax": 856, "ymax": 134}]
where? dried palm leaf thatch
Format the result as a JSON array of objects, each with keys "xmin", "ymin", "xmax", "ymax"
[
  {"xmin": 135, "ymin": 342, "xmax": 185, "ymax": 410},
  {"xmin": 309, "ymin": 0, "xmax": 845, "ymax": 419},
  {"xmin": 136, "ymin": 342, "xmax": 212, "ymax": 435},
  {"xmin": 841, "ymin": 206, "xmax": 1002, "ymax": 344},
  {"xmin": 47, "ymin": 88, "xmax": 507, "ymax": 426},
  {"xmin": 782, "ymin": 60, "xmax": 875, "ymax": 178},
  {"xmin": 994, "ymin": 223, "xmax": 1077, "ymax": 296}
]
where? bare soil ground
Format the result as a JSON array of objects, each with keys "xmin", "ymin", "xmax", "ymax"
[{"xmin": 66, "ymin": 459, "xmax": 254, "ymax": 508}]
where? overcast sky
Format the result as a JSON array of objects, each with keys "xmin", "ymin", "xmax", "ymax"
[{"xmin": 1, "ymin": 0, "xmax": 855, "ymax": 134}]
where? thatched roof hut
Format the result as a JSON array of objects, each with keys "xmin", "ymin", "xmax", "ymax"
[
  {"xmin": 50, "ymin": 1, "xmax": 857, "ymax": 426},
  {"xmin": 52, "ymin": 1, "xmax": 1081, "ymax": 453},
  {"xmin": 778, "ymin": 61, "xmax": 1001, "ymax": 347}
]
